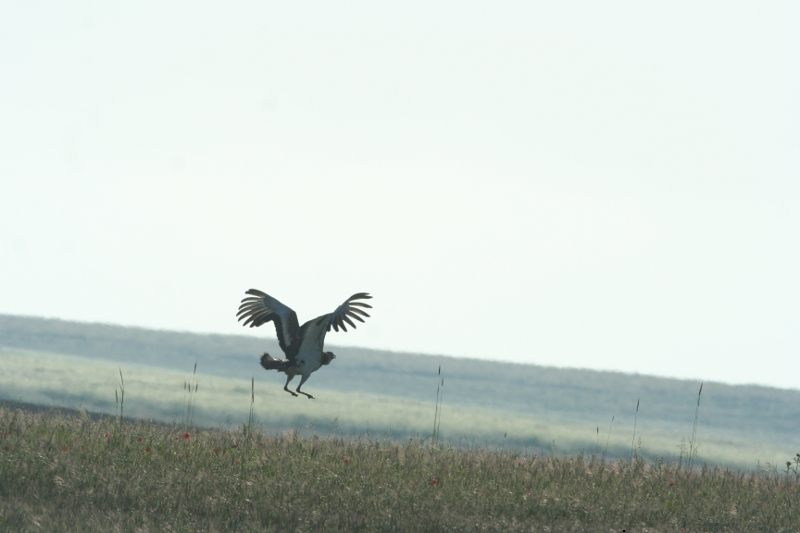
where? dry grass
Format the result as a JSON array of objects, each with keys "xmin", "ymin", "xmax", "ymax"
[
  {"xmin": 1, "ymin": 405, "xmax": 799, "ymax": 532},
  {"xmin": 2, "ymin": 346, "xmax": 796, "ymax": 469}
]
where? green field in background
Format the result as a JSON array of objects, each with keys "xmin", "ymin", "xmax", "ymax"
[{"xmin": 1, "ymin": 345, "xmax": 795, "ymax": 469}]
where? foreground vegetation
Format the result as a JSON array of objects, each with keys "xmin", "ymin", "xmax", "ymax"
[
  {"xmin": 1, "ymin": 405, "xmax": 799, "ymax": 532},
  {"xmin": 2, "ymin": 345, "xmax": 797, "ymax": 469},
  {"xmin": 3, "ymin": 314, "xmax": 800, "ymax": 470}
]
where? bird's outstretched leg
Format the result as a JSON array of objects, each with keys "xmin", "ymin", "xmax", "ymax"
[
  {"xmin": 295, "ymin": 374, "xmax": 315, "ymax": 400},
  {"xmin": 283, "ymin": 374, "xmax": 298, "ymax": 397}
]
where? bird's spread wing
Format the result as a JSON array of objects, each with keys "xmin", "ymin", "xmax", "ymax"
[
  {"xmin": 297, "ymin": 292, "xmax": 373, "ymax": 352},
  {"xmin": 236, "ymin": 289, "xmax": 300, "ymax": 356},
  {"xmin": 324, "ymin": 292, "xmax": 373, "ymax": 333}
]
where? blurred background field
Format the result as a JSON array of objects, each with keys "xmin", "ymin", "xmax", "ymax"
[{"xmin": 1, "ymin": 314, "xmax": 799, "ymax": 470}]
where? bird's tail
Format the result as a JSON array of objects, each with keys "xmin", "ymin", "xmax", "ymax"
[{"xmin": 259, "ymin": 352, "xmax": 294, "ymax": 372}]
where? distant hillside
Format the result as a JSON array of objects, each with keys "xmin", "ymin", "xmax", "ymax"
[{"xmin": 2, "ymin": 313, "xmax": 799, "ymax": 467}]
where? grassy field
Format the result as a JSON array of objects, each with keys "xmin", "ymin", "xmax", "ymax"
[
  {"xmin": 0, "ymin": 345, "xmax": 797, "ymax": 470},
  {"xmin": 3, "ymin": 314, "xmax": 800, "ymax": 470},
  {"xmin": 1, "ymin": 403, "xmax": 800, "ymax": 532},
  {"xmin": 3, "ymin": 314, "xmax": 800, "ymax": 530}
]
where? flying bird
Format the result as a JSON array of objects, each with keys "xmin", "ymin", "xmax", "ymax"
[{"xmin": 236, "ymin": 289, "xmax": 373, "ymax": 399}]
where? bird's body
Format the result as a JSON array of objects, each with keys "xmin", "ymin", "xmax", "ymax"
[{"xmin": 237, "ymin": 289, "xmax": 372, "ymax": 399}]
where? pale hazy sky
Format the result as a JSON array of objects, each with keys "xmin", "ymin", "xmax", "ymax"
[{"xmin": 1, "ymin": 2, "xmax": 798, "ymax": 388}]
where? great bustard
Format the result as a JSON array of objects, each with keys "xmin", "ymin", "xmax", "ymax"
[{"xmin": 236, "ymin": 289, "xmax": 372, "ymax": 399}]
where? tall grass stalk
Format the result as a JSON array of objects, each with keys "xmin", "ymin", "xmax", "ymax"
[
  {"xmin": 432, "ymin": 364, "xmax": 443, "ymax": 443},
  {"xmin": 630, "ymin": 398, "xmax": 640, "ymax": 462},
  {"xmin": 436, "ymin": 376, "xmax": 444, "ymax": 441},
  {"xmin": 594, "ymin": 426, "xmax": 599, "ymax": 456},
  {"xmin": 245, "ymin": 376, "xmax": 255, "ymax": 439},
  {"xmin": 602, "ymin": 415, "xmax": 614, "ymax": 459},
  {"xmin": 182, "ymin": 362, "xmax": 199, "ymax": 427},
  {"xmin": 687, "ymin": 381, "xmax": 703, "ymax": 470},
  {"xmin": 115, "ymin": 368, "xmax": 124, "ymax": 423}
]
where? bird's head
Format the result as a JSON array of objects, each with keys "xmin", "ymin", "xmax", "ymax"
[{"xmin": 321, "ymin": 351, "xmax": 336, "ymax": 365}]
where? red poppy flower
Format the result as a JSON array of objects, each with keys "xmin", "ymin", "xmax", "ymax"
[
  {"xmin": 344, "ymin": 458, "xmax": 349, "ymax": 464},
  {"xmin": 145, "ymin": 447, "xmax": 151, "ymax": 453},
  {"xmin": 669, "ymin": 482, "xmax": 674, "ymax": 487},
  {"xmin": 232, "ymin": 444, "xmax": 238, "ymax": 448},
  {"xmin": 430, "ymin": 479, "xmax": 439, "ymax": 485},
  {"xmin": 4, "ymin": 446, "xmax": 9, "ymax": 451},
  {"xmin": 104, "ymin": 433, "xmax": 110, "ymax": 438},
  {"xmin": 183, "ymin": 433, "xmax": 191, "ymax": 440},
  {"xmin": 62, "ymin": 446, "xmax": 68, "ymax": 451}
]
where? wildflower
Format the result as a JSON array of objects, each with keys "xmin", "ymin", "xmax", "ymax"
[
  {"xmin": 145, "ymin": 447, "xmax": 151, "ymax": 453},
  {"xmin": 183, "ymin": 433, "xmax": 191, "ymax": 440},
  {"xmin": 4, "ymin": 446, "xmax": 9, "ymax": 451},
  {"xmin": 214, "ymin": 448, "xmax": 221, "ymax": 455},
  {"xmin": 82, "ymin": 446, "xmax": 88, "ymax": 452},
  {"xmin": 669, "ymin": 482, "xmax": 674, "ymax": 487},
  {"xmin": 430, "ymin": 479, "xmax": 439, "ymax": 485},
  {"xmin": 62, "ymin": 446, "xmax": 68, "ymax": 451},
  {"xmin": 344, "ymin": 457, "xmax": 350, "ymax": 464},
  {"xmin": 138, "ymin": 437, "xmax": 144, "ymax": 442},
  {"xmin": 104, "ymin": 433, "xmax": 110, "ymax": 438},
  {"xmin": 232, "ymin": 444, "xmax": 238, "ymax": 448}
]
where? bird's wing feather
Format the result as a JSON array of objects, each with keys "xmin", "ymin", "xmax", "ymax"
[
  {"xmin": 296, "ymin": 292, "xmax": 373, "ymax": 354},
  {"xmin": 236, "ymin": 289, "xmax": 300, "ymax": 356},
  {"xmin": 326, "ymin": 292, "xmax": 373, "ymax": 333}
]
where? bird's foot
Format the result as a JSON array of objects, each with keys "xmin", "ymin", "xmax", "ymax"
[
  {"xmin": 297, "ymin": 390, "xmax": 315, "ymax": 399},
  {"xmin": 284, "ymin": 388, "xmax": 298, "ymax": 397}
]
